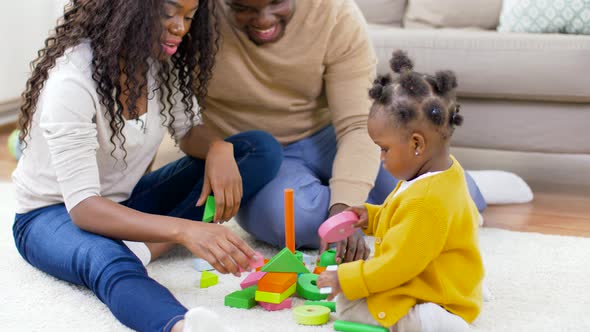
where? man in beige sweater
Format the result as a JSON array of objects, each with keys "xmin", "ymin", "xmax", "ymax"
[{"xmin": 197, "ymin": 0, "xmax": 486, "ymax": 259}]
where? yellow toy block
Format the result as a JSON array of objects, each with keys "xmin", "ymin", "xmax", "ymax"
[
  {"xmin": 255, "ymin": 283, "xmax": 296, "ymax": 304},
  {"xmin": 199, "ymin": 270, "xmax": 218, "ymax": 288}
]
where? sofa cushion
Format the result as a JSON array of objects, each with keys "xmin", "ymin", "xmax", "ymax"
[
  {"xmin": 451, "ymin": 98, "xmax": 590, "ymax": 155},
  {"xmin": 498, "ymin": 0, "xmax": 590, "ymax": 35},
  {"xmin": 368, "ymin": 25, "xmax": 590, "ymax": 102},
  {"xmin": 404, "ymin": 0, "xmax": 503, "ymax": 30},
  {"xmin": 354, "ymin": 0, "xmax": 406, "ymax": 25}
]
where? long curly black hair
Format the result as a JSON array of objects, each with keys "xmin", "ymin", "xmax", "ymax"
[{"xmin": 18, "ymin": 0, "xmax": 218, "ymax": 156}]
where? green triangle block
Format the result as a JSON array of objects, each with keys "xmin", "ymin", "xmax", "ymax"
[
  {"xmin": 203, "ymin": 196, "xmax": 215, "ymax": 223},
  {"xmin": 261, "ymin": 248, "xmax": 309, "ymax": 274}
]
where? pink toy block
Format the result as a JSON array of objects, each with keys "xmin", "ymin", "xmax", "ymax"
[
  {"xmin": 240, "ymin": 271, "xmax": 267, "ymax": 289},
  {"xmin": 250, "ymin": 251, "xmax": 266, "ymax": 269},
  {"xmin": 259, "ymin": 297, "xmax": 292, "ymax": 311},
  {"xmin": 240, "ymin": 251, "xmax": 266, "ymax": 272},
  {"xmin": 318, "ymin": 211, "xmax": 359, "ymax": 243}
]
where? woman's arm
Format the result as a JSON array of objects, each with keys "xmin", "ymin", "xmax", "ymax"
[
  {"xmin": 70, "ymin": 196, "xmax": 256, "ymax": 275},
  {"xmin": 179, "ymin": 124, "xmax": 243, "ymax": 222},
  {"xmin": 178, "ymin": 123, "xmax": 227, "ymax": 159}
]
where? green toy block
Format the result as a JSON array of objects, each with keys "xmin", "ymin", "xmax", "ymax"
[
  {"xmin": 224, "ymin": 286, "xmax": 258, "ymax": 309},
  {"xmin": 304, "ymin": 300, "xmax": 336, "ymax": 312},
  {"xmin": 318, "ymin": 249, "xmax": 337, "ymax": 267},
  {"xmin": 296, "ymin": 273, "xmax": 328, "ymax": 300},
  {"xmin": 334, "ymin": 320, "xmax": 389, "ymax": 332},
  {"xmin": 255, "ymin": 283, "xmax": 296, "ymax": 304},
  {"xmin": 261, "ymin": 248, "xmax": 309, "ymax": 274},
  {"xmin": 199, "ymin": 270, "xmax": 218, "ymax": 288},
  {"xmin": 295, "ymin": 250, "xmax": 303, "ymax": 262},
  {"xmin": 203, "ymin": 196, "xmax": 215, "ymax": 222}
]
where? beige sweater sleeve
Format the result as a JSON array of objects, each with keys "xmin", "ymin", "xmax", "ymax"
[{"xmin": 324, "ymin": 0, "xmax": 381, "ymax": 207}]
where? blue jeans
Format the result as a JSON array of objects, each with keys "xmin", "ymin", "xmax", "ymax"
[
  {"xmin": 237, "ymin": 126, "xmax": 486, "ymax": 249},
  {"xmin": 12, "ymin": 130, "xmax": 282, "ymax": 332}
]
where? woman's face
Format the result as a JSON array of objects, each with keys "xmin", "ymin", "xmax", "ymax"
[
  {"xmin": 158, "ymin": 0, "xmax": 200, "ymax": 60},
  {"xmin": 223, "ymin": 0, "xmax": 295, "ymax": 45}
]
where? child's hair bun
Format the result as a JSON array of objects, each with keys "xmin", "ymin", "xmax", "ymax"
[
  {"xmin": 399, "ymin": 73, "xmax": 430, "ymax": 98},
  {"xmin": 449, "ymin": 105, "xmax": 464, "ymax": 126},
  {"xmin": 434, "ymin": 70, "xmax": 458, "ymax": 95},
  {"xmin": 368, "ymin": 74, "xmax": 393, "ymax": 104},
  {"xmin": 390, "ymin": 50, "xmax": 414, "ymax": 74}
]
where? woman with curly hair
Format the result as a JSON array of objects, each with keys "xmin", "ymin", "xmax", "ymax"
[{"xmin": 11, "ymin": 0, "xmax": 281, "ymax": 330}]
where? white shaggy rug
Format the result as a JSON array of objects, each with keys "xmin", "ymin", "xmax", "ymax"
[{"xmin": 1, "ymin": 182, "xmax": 589, "ymax": 332}]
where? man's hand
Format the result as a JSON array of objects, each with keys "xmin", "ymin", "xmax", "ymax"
[
  {"xmin": 316, "ymin": 270, "xmax": 342, "ymax": 300},
  {"xmin": 196, "ymin": 141, "xmax": 242, "ymax": 223},
  {"xmin": 318, "ymin": 204, "xmax": 370, "ymax": 264}
]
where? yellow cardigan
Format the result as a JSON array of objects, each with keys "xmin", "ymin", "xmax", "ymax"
[{"xmin": 338, "ymin": 157, "xmax": 484, "ymax": 327}]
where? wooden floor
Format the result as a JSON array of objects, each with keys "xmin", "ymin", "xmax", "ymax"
[{"xmin": 1, "ymin": 125, "xmax": 589, "ymax": 237}]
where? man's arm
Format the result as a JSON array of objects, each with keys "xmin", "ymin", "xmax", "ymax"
[{"xmin": 324, "ymin": 0, "xmax": 381, "ymax": 209}]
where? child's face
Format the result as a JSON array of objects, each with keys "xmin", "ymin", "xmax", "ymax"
[{"xmin": 368, "ymin": 109, "xmax": 418, "ymax": 181}]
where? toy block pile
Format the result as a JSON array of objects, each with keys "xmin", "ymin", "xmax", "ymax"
[{"xmin": 224, "ymin": 247, "xmax": 327, "ymax": 311}]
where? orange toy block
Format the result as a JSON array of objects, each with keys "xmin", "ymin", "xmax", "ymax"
[
  {"xmin": 257, "ymin": 272, "xmax": 298, "ymax": 293},
  {"xmin": 284, "ymin": 189, "xmax": 295, "ymax": 253},
  {"xmin": 313, "ymin": 266, "xmax": 326, "ymax": 275}
]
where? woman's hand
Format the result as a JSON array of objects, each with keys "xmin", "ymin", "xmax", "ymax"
[
  {"xmin": 179, "ymin": 221, "xmax": 257, "ymax": 276},
  {"xmin": 196, "ymin": 141, "xmax": 242, "ymax": 223},
  {"xmin": 316, "ymin": 270, "xmax": 342, "ymax": 300},
  {"xmin": 318, "ymin": 204, "xmax": 370, "ymax": 264}
]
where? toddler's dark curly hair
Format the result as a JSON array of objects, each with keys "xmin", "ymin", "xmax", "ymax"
[{"xmin": 369, "ymin": 50, "xmax": 463, "ymax": 140}]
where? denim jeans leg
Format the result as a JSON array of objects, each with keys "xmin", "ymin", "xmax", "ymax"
[
  {"xmin": 12, "ymin": 205, "xmax": 186, "ymax": 332},
  {"xmin": 237, "ymin": 127, "xmax": 334, "ymax": 249},
  {"xmin": 122, "ymin": 130, "xmax": 282, "ymax": 220}
]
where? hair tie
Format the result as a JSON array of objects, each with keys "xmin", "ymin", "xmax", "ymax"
[{"xmin": 431, "ymin": 108, "xmax": 441, "ymax": 117}]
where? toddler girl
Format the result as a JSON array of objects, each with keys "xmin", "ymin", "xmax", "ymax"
[{"xmin": 317, "ymin": 50, "xmax": 484, "ymax": 332}]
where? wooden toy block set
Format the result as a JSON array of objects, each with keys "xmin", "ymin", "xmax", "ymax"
[{"xmin": 195, "ymin": 189, "xmax": 387, "ymax": 332}]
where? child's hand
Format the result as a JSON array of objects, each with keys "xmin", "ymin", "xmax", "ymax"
[
  {"xmin": 316, "ymin": 270, "xmax": 342, "ymax": 300},
  {"xmin": 347, "ymin": 205, "xmax": 369, "ymax": 229}
]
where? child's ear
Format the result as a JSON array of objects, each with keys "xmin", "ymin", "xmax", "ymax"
[{"xmin": 411, "ymin": 132, "xmax": 426, "ymax": 157}]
